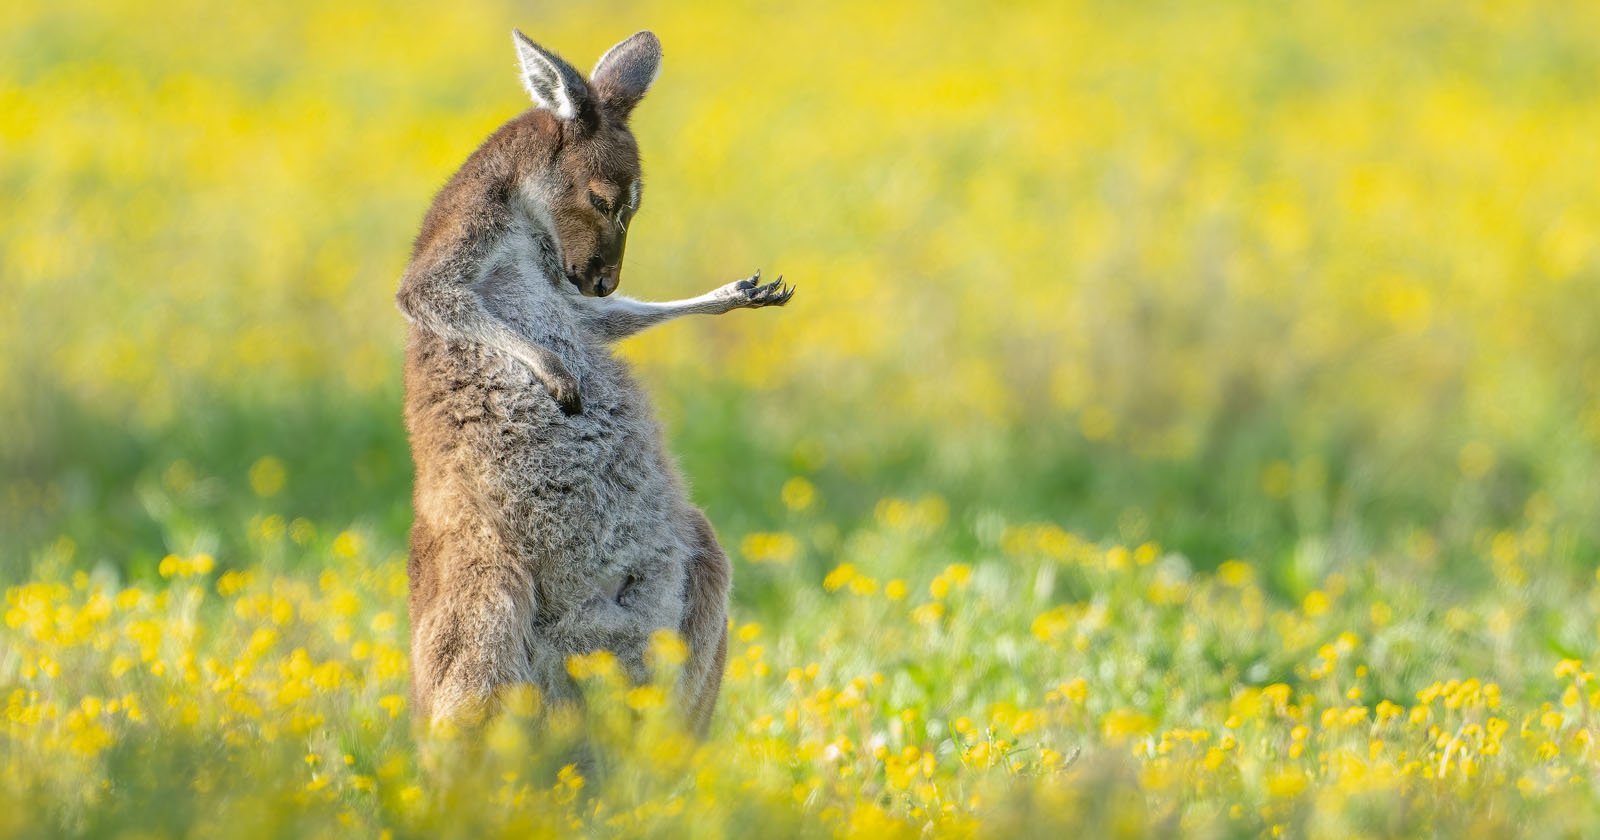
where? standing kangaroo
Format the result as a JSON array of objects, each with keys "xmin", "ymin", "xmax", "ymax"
[{"xmin": 397, "ymin": 29, "xmax": 792, "ymax": 734}]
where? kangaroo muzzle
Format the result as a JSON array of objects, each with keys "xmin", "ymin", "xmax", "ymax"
[
  {"xmin": 593, "ymin": 266, "xmax": 619, "ymax": 297},
  {"xmin": 568, "ymin": 256, "xmax": 620, "ymax": 297}
]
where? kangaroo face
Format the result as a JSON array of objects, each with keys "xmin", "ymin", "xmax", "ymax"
[
  {"xmin": 548, "ymin": 129, "xmax": 642, "ymax": 297},
  {"xmin": 514, "ymin": 30, "xmax": 660, "ymax": 297}
]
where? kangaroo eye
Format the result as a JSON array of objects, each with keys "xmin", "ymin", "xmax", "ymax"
[{"xmin": 588, "ymin": 192, "xmax": 611, "ymax": 216}]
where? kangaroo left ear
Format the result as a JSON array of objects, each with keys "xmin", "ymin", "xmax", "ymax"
[
  {"xmin": 512, "ymin": 29, "xmax": 590, "ymax": 123},
  {"xmin": 590, "ymin": 31, "xmax": 661, "ymax": 121}
]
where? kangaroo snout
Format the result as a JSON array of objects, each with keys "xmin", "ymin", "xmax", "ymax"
[{"xmin": 569, "ymin": 258, "xmax": 620, "ymax": 297}]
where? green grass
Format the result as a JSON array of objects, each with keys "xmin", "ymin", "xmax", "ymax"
[{"xmin": 7, "ymin": 0, "xmax": 1600, "ymax": 835}]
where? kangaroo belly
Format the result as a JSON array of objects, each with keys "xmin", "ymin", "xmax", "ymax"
[{"xmin": 405, "ymin": 330, "xmax": 693, "ymax": 660}]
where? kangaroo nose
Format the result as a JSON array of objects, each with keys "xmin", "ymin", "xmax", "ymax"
[{"xmin": 595, "ymin": 268, "xmax": 618, "ymax": 297}]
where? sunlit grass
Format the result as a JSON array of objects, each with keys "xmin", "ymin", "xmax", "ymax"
[
  {"xmin": 6, "ymin": 498, "xmax": 1600, "ymax": 836},
  {"xmin": 4, "ymin": 0, "xmax": 1600, "ymax": 835}
]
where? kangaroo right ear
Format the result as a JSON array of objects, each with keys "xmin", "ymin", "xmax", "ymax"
[
  {"xmin": 590, "ymin": 31, "xmax": 661, "ymax": 121},
  {"xmin": 512, "ymin": 29, "xmax": 590, "ymax": 122}
]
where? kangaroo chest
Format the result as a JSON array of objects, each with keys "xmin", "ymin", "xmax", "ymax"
[{"xmin": 475, "ymin": 325, "xmax": 689, "ymax": 627}]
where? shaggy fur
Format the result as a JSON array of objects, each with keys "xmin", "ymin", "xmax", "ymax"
[{"xmin": 397, "ymin": 30, "xmax": 790, "ymax": 735}]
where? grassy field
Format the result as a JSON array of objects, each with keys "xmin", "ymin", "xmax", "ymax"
[{"xmin": 5, "ymin": 0, "xmax": 1600, "ymax": 836}]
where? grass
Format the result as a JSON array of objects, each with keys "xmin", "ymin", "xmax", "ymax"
[{"xmin": 4, "ymin": 0, "xmax": 1600, "ymax": 836}]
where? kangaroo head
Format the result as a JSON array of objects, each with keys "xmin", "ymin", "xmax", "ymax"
[{"xmin": 513, "ymin": 30, "xmax": 660, "ymax": 297}]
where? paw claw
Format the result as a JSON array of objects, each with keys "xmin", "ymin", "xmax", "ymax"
[
  {"xmin": 764, "ymin": 277, "xmax": 794, "ymax": 305},
  {"xmin": 723, "ymin": 271, "xmax": 796, "ymax": 308},
  {"xmin": 546, "ymin": 375, "xmax": 583, "ymax": 415}
]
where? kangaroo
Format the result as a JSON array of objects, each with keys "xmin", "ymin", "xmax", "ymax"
[{"xmin": 397, "ymin": 29, "xmax": 792, "ymax": 734}]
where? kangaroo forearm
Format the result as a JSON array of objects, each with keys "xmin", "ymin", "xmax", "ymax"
[
  {"xmin": 398, "ymin": 272, "xmax": 547, "ymax": 366},
  {"xmin": 397, "ymin": 271, "xmax": 583, "ymax": 412},
  {"xmin": 580, "ymin": 293, "xmax": 732, "ymax": 342}
]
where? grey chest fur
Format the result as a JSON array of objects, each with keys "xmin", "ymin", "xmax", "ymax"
[{"xmin": 411, "ymin": 256, "xmax": 693, "ymax": 640}]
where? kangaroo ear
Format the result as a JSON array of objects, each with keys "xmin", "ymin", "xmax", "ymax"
[
  {"xmin": 512, "ymin": 29, "xmax": 590, "ymax": 122},
  {"xmin": 590, "ymin": 31, "xmax": 661, "ymax": 121}
]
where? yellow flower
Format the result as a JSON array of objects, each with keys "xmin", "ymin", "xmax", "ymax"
[
  {"xmin": 248, "ymin": 456, "xmax": 287, "ymax": 497},
  {"xmin": 1050, "ymin": 678, "xmax": 1089, "ymax": 705},
  {"xmin": 1265, "ymin": 769, "xmax": 1309, "ymax": 799},
  {"xmin": 377, "ymin": 695, "xmax": 407, "ymax": 719},
  {"xmin": 649, "ymin": 629, "xmax": 689, "ymax": 667},
  {"xmin": 780, "ymin": 477, "xmax": 815, "ymax": 512},
  {"xmin": 1217, "ymin": 560, "xmax": 1254, "ymax": 587},
  {"xmin": 822, "ymin": 563, "xmax": 858, "ymax": 592},
  {"xmin": 566, "ymin": 651, "xmax": 619, "ymax": 681},
  {"xmin": 625, "ymin": 685, "xmax": 667, "ymax": 711},
  {"xmin": 741, "ymin": 532, "xmax": 799, "ymax": 564},
  {"xmin": 847, "ymin": 575, "xmax": 880, "ymax": 596},
  {"xmin": 1102, "ymin": 708, "xmax": 1155, "ymax": 742},
  {"xmin": 333, "ymin": 531, "xmax": 364, "ymax": 559},
  {"xmin": 1031, "ymin": 607, "xmax": 1071, "ymax": 643}
]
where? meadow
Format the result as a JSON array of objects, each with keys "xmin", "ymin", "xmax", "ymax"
[{"xmin": 4, "ymin": 0, "xmax": 1600, "ymax": 836}]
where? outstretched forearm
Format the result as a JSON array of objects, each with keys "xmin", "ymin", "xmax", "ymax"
[
  {"xmin": 579, "ymin": 292, "xmax": 734, "ymax": 342},
  {"xmin": 578, "ymin": 272, "xmax": 794, "ymax": 342},
  {"xmin": 396, "ymin": 267, "xmax": 583, "ymax": 413}
]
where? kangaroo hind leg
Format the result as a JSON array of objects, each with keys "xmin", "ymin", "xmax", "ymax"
[
  {"xmin": 678, "ymin": 510, "xmax": 731, "ymax": 737},
  {"xmin": 411, "ymin": 536, "xmax": 539, "ymax": 727}
]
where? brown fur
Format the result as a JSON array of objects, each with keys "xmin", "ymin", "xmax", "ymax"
[{"xmin": 397, "ymin": 31, "xmax": 790, "ymax": 735}]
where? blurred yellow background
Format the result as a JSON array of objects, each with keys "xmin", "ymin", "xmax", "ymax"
[
  {"xmin": 6, "ymin": 0, "xmax": 1598, "ymax": 532},
  {"xmin": 6, "ymin": 1, "xmax": 1600, "ymax": 834}
]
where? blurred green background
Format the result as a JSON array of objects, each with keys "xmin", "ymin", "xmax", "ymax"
[
  {"xmin": 9, "ymin": 2, "xmax": 1600, "ymax": 835},
  {"xmin": 4, "ymin": 0, "xmax": 1599, "ymax": 600}
]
